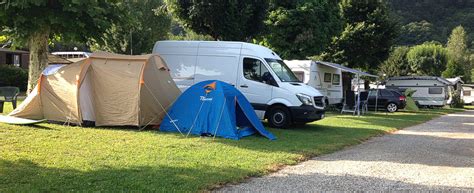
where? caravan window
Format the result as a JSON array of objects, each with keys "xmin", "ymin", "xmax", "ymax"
[
  {"xmin": 464, "ymin": 90, "xmax": 471, "ymax": 96},
  {"xmin": 332, "ymin": 74, "xmax": 340, "ymax": 85},
  {"xmin": 293, "ymin": 71, "xmax": 305, "ymax": 82},
  {"xmin": 243, "ymin": 58, "xmax": 269, "ymax": 83},
  {"xmin": 428, "ymin": 87, "xmax": 443, "ymax": 94},
  {"xmin": 324, "ymin": 73, "xmax": 331, "ymax": 82}
]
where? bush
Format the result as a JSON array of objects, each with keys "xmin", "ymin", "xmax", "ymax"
[
  {"xmin": 450, "ymin": 92, "xmax": 464, "ymax": 108},
  {"xmin": 0, "ymin": 65, "xmax": 28, "ymax": 91}
]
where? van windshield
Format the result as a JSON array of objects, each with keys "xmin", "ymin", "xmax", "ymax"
[{"xmin": 265, "ymin": 58, "xmax": 301, "ymax": 82}]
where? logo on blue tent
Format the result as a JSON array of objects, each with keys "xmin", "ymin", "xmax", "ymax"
[{"xmin": 204, "ymin": 81, "xmax": 216, "ymax": 93}]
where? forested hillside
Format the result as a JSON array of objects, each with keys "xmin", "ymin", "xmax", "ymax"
[{"xmin": 389, "ymin": 0, "xmax": 474, "ymax": 46}]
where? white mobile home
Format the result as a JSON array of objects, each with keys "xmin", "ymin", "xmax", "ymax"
[
  {"xmin": 462, "ymin": 84, "xmax": 474, "ymax": 104},
  {"xmin": 285, "ymin": 60, "xmax": 377, "ymax": 105},
  {"xmin": 285, "ymin": 60, "xmax": 342, "ymax": 105},
  {"xmin": 385, "ymin": 76, "xmax": 452, "ymax": 107}
]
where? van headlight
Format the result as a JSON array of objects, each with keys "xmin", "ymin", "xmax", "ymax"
[{"xmin": 296, "ymin": 93, "xmax": 313, "ymax": 106}]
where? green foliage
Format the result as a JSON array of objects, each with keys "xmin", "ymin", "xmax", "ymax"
[
  {"xmin": 0, "ymin": 66, "xmax": 28, "ymax": 91},
  {"xmin": 403, "ymin": 88, "xmax": 419, "ymax": 111},
  {"xmin": 169, "ymin": 29, "xmax": 214, "ymax": 41},
  {"xmin": 321, "ymin": 0, "xmax": 398, "ymax": 72},
  {"xmin": 260, "ymin": 0, "xmax": 342, "ymax": 59},
  {"xmin": 396, "ymin": 20, "xmax": 435, "ymax": 46},
  {"xmin": 92, "ymin": 0, "xmax": 171, "ymax": 54},
  {"xmin": 389, "ymin": 0, "xmax": 474, "ymax": 46},
  {"xmin": 450, "ymin": 92, "xmax": 464, "ymax": 108},
  {"xmin": 165, "ymin": 0, "xmax": 269, "ymax": 41},
  {"xmin": 379, "ymin": 46, "xmax": 411, "ymax": 77},
  {"xmin": 407, "ymin": 42, "xmax": 448, "ymax": 76},
  {"xmin": 0, "ymin": 100, "xmax": 462, "ymax": 191},
  {"xmin": 404, "ymin": 88, "xmax": 416, "ymax": 97},
  {"xmin": 0, "ymin": 0, "xmax": 122, "ymax": 92},
  {"xmin": 443, "ymin": 26, "xmax": 471, "ymax": 82},
  {"xmin": 0, "ymin": 0, "xmax": 120, "ymax": 45}
]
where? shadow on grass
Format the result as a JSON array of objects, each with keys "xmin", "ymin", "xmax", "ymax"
[{"xmin": 0, "ymin": 158, "xmax": 250, "ymax": 192}]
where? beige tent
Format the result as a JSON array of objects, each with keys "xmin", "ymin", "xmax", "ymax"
[{"xmin": 9, "ymin": 52, "xmax": 180, "ymax": 127}]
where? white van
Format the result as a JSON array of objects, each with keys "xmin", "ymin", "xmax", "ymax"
[
  {"xmin": 153, "ymin": 41, "xmax": 326, "ymax": 128},
  {"xmin": 285, "ymin": 60, "xmax": 343, "ymax": 105}
]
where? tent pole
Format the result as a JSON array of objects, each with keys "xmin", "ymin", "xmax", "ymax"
[
  {"xmin": 356, "ymin": 73, "xmax": 361, "ymax": 116},
  {"xmin": 213, "ymin": 97, "xmax": 227, "ymax": 140},
  {"xmin": 375, "ymin": 78, "xmax": 379, "ymax": 113},
  {"xmin": 143, "ymin": 82, "xmax": 184, "ymax": 136}
]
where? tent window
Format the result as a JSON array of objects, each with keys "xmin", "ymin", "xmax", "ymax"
[
  {"xmin": 324, "ymin": 73, "xmax": 331, "ymax": 82},
  {"xmin": 332, "ymin": 74, "xmax": 340, "ymax": 85},
  {"xmin": 429, "ymin": 87, "xmax": 443, "ymax": 94},
  {"xmin": 243, "ymin": 58, "xmax": 269, "ymax": 83}
]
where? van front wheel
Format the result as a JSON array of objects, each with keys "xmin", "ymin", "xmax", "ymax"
[{"xmin": 267, "ymin": 106, "xmax": 291, "ymax": 128}]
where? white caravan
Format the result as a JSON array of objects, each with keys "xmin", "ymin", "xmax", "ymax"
[
  {"xmin": 285, "ymin": 60, "xmax": 343, "ymax": 105},
  {"xmin": 153, "ymin": 41, "xmax": 326, "ymax": 128},
  {"xmin": 285, "ymin": 60, "xmax": 378, "ymax": 106},
  {"xmin": 385, "ymin": 76, "xmax": 452, "ymax": 107},
  {"xmin": 51, "ymin": 51, "xmax": 91, "ymax": 62},
  {"xmin": 462, "ymin": 84, "xmax": 474, "ymax": 104}
]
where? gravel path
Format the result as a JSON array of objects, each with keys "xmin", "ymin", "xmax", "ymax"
[{"xmin": 218, "ymin": 110, "xmax": 474, "ymax": 192}]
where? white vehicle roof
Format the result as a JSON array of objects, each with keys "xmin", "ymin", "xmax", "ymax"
[
  {"xmin": 51, "ymin": 51, "xmax": 91, "ymax": 57},
  {"xmin": 388, "ymin": 76, "xmax": 452, "ymax": 85},
  {"xmin": 154, "ymin": 40, "xmax": 282, "ymax": 60},
  {"xmin": 446, "ymin": 77, "xmax": 464, "ymax": 84},
  {"xmin": 284, "ymin": 60, "xmax": 377, "ymax": 77}
]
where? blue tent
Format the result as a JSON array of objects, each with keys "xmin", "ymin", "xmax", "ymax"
[{"xmin": 160, "ymin": 80, "xmax": 276, "ymax": 140}]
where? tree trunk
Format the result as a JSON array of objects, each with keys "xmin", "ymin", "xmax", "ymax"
[{"xmin": 27, "ymin": 28, "xmax": 50, "ymax": 94}]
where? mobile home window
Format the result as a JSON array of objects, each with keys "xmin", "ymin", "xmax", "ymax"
[
  {"xmin": 464, "ymin": 90, "xmax": 471, "ymax": 96},
  {"xmin": 332, "ymin": 74, "xmax": 340, "ymax": 85},
  {"xmin": 293, "ymin": 71, "xmax": 305, "ymax": 82},
  {"xmin": 324, "ymin": 73, "xmax": 331, "ymax": 82},
  {"xmin": 428, "ymin": 87, "xmax": 443, "ymax": 94},
  {"xmin": 243, "ymin": 58, "xmax": 269, "ymax": 83}
]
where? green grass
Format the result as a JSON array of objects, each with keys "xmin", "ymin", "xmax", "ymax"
[
  {"xmin": 0, "ymin": 101, "xmax": 463, "ymax": 192},
  {"xmin": 464, "ymin": 105, "xmax": 474, "ymax": 110}
]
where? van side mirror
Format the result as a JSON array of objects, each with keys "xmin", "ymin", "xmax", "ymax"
[{"xmin": 262, "ymin": 72, "xmax": 278, "ymax": 87}]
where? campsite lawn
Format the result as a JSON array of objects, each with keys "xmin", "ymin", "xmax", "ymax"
[{"xmin": 0, "ymin": 102, "xmax": 463, "ymax": 192}]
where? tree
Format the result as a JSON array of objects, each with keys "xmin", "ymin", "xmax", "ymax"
[
  {"xmin": 321, "ymin": 0, "xmax": 398, "ymax": 73},
  {"xmin": 92, "ymin": 0, "xmax": 171, "ymax": 54},
  {"xmin": 397, "ymin": 20, "xmax": 435, "ymax": 46},
  {"xmin": 379, "ymin": 46, "xmax": 411, "ymax": 77},
  {"xmin": 165, "ymin": 0, "xmax": 269, "ymax": 41},
  {"xmin": 259, "ymin": 0, "xmax": 342, "ymax": 59},
  {"xmin": 443, "ymin": 26, "xmax": 471, "ymax": 82},
  {"xmin": 407, "ymin": 42, "xmax": 448, "ymax": 76},
  {"xmin": 0, "ymin": 1, "xmax": 120, "ymax": 93}
]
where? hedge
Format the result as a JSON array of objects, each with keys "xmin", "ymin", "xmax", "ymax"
[{"xmin": 0, "ymin": 65, "xmax": 28, "ymax": 91}]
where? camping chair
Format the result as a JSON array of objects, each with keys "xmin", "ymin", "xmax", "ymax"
[
  {"xmin": 359, "ymin": 91, "xmax": 369, "ymax": 114},
  {"xmin": 0, "ymin": 87, "xmax": 20, "ymax": 113},
  {"xmin": 341, "ymin": 91, "xmax": 356, "ymax": 115}
]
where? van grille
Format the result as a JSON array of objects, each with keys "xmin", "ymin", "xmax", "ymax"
[{"xmin": 313, "ymin": 96, "xmax": 325, "ymax": 108}]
